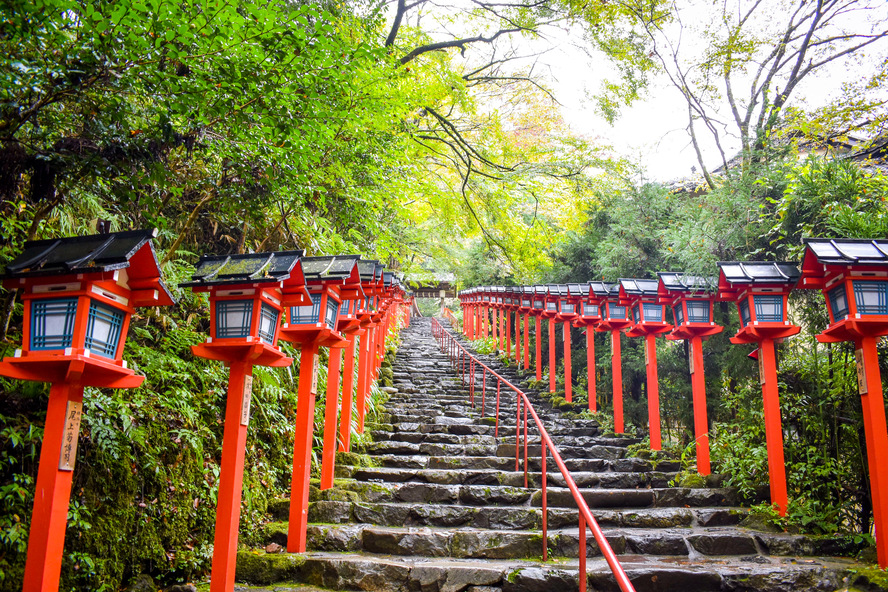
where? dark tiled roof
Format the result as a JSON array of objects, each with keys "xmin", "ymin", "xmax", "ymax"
[
  {"xmin": 717, "ymin": 261, "xmax": 800, "ymax": 285},
  {"xmin": 589, "ymin": 281, "xmax": 618, "ymax": 297},
  {"xmin": 802, "ymin": 238, "xmax": 888, "ymax": 265},
  {"xmin": 357, "ymin": 259, "xmax": 384, "ymax": 282},
  {"xmin": 301, "ymin": 255, "xmax": 360, "ymax": 282},
  {"xmin": 5, "ymin": 229, "xmax": 159, "ymax": 278},
  {"xmin": 181, "ymin": 250, "xmax": 304, "ymax": 287},
  {"xmin": 658, "ymin": 272, "xmax": 717, "ymax": 293},
  {"xmin": 619, "ymin": 278, "xmax": 660, "ymax": 296}
]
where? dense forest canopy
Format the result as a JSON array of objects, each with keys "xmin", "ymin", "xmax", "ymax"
[{"xmin": 1, "ymin": 0, "xmax": 888, "ymax": 589}]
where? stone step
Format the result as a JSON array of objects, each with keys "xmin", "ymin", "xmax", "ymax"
[
  {"xmin": 311, "ymin": 480, "xmax": 741, "ymax": 509},
  {"xmin": 362, "ymin": 453, "xmax": 680, "ymax": 473},
  {"xmin": 301, "ymin": 500, "xmax": 748, "ymax": 530},
  {"xmin": 234, "ymin": 550, "xmax": 859, "ymax": 592},
  {"xmin": 256, "ymin": 523, "xmax": 864, "ymax": 561},
  {"xmin": 373, "ymin": 421, "xmax": 601, "ymax": 439},
  {"xmin": 334, "ymin": 465, "xmax": 680, "ymax": 489},
  {"xmin": 370, "ymin": 430, "xmax": 633, "ymax": 448}
]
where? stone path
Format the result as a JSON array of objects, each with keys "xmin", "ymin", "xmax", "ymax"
[{"xmin": 234, "ymin": 317, "xmax": 865, "ymax": 592}]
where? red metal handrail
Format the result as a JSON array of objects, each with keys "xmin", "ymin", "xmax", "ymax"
[
  {"xmin": 442, "ymin": 306, "xmax": 459, "ymax": 330},
  {"xmin": 431, "ymin": 318, "xmax": 636, "ymax": 592}
]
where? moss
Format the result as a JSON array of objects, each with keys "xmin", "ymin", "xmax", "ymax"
[
  {"xmin": 234, "ymin": 550, "xmax": 306, "ymax": 585},
  {"xmin": 506, "ymin": 568, "xmax": 524, "ymax": 584},
  {"xmin": 675, "ymin": 472, "xmax": 707, "ymax": 488},
  {"xmin": 335, "ymin": 452, "xmax": 378, "ymax": 468},
  {"xmin": 846, "ymin": 566, "xmax": 888, "ymax": 592}
]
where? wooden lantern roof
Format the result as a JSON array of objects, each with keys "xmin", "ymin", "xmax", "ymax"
[
  {"xmin": 301, "ymin": 255, "xmax": 360, "ymax": 286},
  {"xmin": 587, "ymin": 281, "xmax": 618, "ymax": 301},
  {"xmin": 4, "ymin": 229, "xmax": 175, "ymax": 306},
  {"xmin": 181, "ymin": 250, "xmax": 304, "ymax": 290},
  {"xmin": 800, "ymin": 238, "xmax": 888, "ymax": 289},
  {"xmin": 717, "ymin": 261, "xmax": 800, "ymax": 295},
  {"xmin": 619, "ymin": 278, "xmax": 660, "ymax": 301},
  {"xmin": 657, "ymin": 272, "xmax": 717, "ymax": 299}
]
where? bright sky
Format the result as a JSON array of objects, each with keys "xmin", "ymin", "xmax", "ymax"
[{"xmin": 398, "ymin": 1, "xmax": 887, "ymax": 183}]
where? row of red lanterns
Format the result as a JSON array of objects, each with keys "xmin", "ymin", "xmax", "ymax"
[
  {"xmin": 0, "ymin": 230, "xmax": 413, "ymax": 592},
  {"xmin": 458, "ymin": 238, "xmax": 888, "ymax": 568}
]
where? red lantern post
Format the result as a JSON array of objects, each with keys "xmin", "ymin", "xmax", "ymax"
[
  {"xmin": 620, "ymin": 279, "xmax": 673, "ymax": 450},
  {"xmin": 541, "ymin": 286, "xmax": 561, "ymax": 392},
  {"xmin": 553, "ymin": 285, "xmax": 580, "ymax": 402},
  {"xmin": 504, "ymin": 288, "xmax": 516, "ymax": 359},
  {"xmin": 183, "ymin": 251, "xmax": 304, "ymax": 592},
  {"xmin": 340, "ymin": 261, "xmax": 384, "ymax": 453},
  {"xmin": 319, "ymin": 264, "xmax": 367, "ymax": 490},
  {"xmin": 531, "ymin": 287, "xmax": 547, "ymax": 380},
  {"xmin": 355, "ymin": 266, "xmax": 387, "ymax": 434},
  {"xmin": 506, "ymin": 289, "xmax": 520, "ymax": 364},
  {"xmin": 658, "ymin": 272, "xmax": 722, "ymax": 475},
  {"xmin": 461, "ymin": 290, "xmax": 469, "ymax": 338},
  {"xmin": 717, "ymin": 261, "xmax": 801, "ymax": 516},
  {"xmin": 595, "ymin": 283, "xmax": 633, "ymax": 434},
  {"xmin": 279, "ymin": 255, "xmax": 360, "ymax": 553},
  {"xmin": 480, "ymin": 287, "xmax": 491, "ymax": 338},
  {"xmin": 519, "ymin": 287, "xmax": 534, "ymax": 369},
  {"xmin": 0, "ymin": 230, "xmax": 174, "ymax": 592},
  {"xmin": 574, "ymin": 282, "xmax": 603, "ymax": 412},
  {"xmin": 799, "ymin": 239, "xmax": 888, "ymax": 567}
]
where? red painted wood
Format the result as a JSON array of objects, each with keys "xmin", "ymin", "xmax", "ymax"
[
  {"xmin": 321, "ymin": 346, "xmax": 343, "ymax": 490},
  {"xmin": 535, "ymin": 316, "xmax": 542, "ymax": 381},
  {"xmin": 209, "ymin": 361, "xmax": 252, "ymax": 592},
  {"xmin": 857, "ymin": 336, "xmax": 888, "ymax": 568},
  {"xmin": 645, "ymin": 334, "xmax": 661, "ymax": 451},
  {"xmin": 563, "ymin": 322, "xmax": 572, "ymax": 403},
  {"xmin": 523, "ymin": 313, "xmax": 530, "ymax": 370},
  {"xmin": 287, "ymin": 345, "xmax": 319, "ymax": 552},
  {"xmin": 22, "ymin": 382, "xmax": 84, "ymax": 592},
  {"xmin": 338, "ymin": 332, "xmax": 358, "ymax": 452},
  {"xmin": 548, "ymin": 318, "xmax": 556, "ymax": 393},
  {"xmin": 690, "ymin": 336, "xmax": 711, "ymax": 475},
  {"xmin": 586, "ymin": 329, "xmax": 596, "ymax": 412},
  {"xmin": 758, "ymin": 339, "xmax": 787, "ymax": 515},
  {"xmin": 356, "ymin": 327, "xmax": 372, "ymax": 434},
  {"xmin": 612, "ymin": 330, "xmax": 623, "ymax": 434}
]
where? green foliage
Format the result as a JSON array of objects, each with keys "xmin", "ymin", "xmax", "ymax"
[{"xmin": 471, "ymin": 337, "xmax": 498, "ymax": 355}]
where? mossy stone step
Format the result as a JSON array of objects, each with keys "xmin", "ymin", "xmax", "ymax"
[
  {"xmin": 297, "ymin": 500, "xmax": 749, "ymax": 530},
  {"xmin": 235, "ymin": 550, "xmax": 859, "ymax": 592}
]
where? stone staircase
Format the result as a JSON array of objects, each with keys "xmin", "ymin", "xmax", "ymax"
[{"xmin": 234, "ymin": 317, "xmax": 865, "ymax": 592}]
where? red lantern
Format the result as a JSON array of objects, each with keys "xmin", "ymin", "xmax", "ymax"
[
  {"xmin": 658, "ymin": 272, "xmax": 722, "ymax": 475},
  {"xmin": 279, "ymin": 255, "xmax": 360, "ymax": 554},
  {"xmin": 518, "ymin": 287, "xmax": 534, "ymax": 369},
  {"xmin": 340, "ymin": 260, "xmax": 384, "ymax": 453},
  {"xmin": 0, "ymin": 229, "xmax": 173, "ymax": 592},
  {"xmin": 574, "ymin": 282, "xmax": 604, "ymax": 412},
  {"xmin": 799, "ymin": 238, "xmax": 888, "ymax": 568},
  {"xmin": 183, "ymin": 250, "xmax": 302, "ymax": 592},
  {"xmin": 319, "ymin": 260, "xmax": 367, "ymax": 491},
  {"xmin": 593, "ymin": 282, "xmax": 632, "ymax": 434},
  {"xmin": 717, "ymin": 261, "xmax": 801, "ymax": 517},
  {"xmin": 621, "ymin": 278, "xmax": 673, "ymax": 450}
]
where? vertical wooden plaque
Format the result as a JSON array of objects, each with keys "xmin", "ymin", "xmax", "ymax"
[
  {"xmin": 241, "ymin": 375, "xmax": 253, "ymax": 426},
  {"xmin": 59, "ymin": 401, "xmax": 83, "ymax": 471}
]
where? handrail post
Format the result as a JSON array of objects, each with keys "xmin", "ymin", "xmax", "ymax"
[
  {"xmin": 495, "ymin": 381, "xmax": 501, "ymax": 438},
  {"xmin": 542, "ymin": 440, "xmax": 548, "ymax": 562},
  {"xmin": 523, "ymin": 400, "xmax": 529, "ymax": 488},
  {"xmin": 579, "ymin": 514, "xmax": 587, "ymax": 592},
  {"xmin": 481, "ymin": 369, "xmax": 486, "ymax": 417},
  {"xmin": 515, "ymin": 398, "xmax": 521, "ymax": 472},
  {"xmin": 469, "ymin": 359, "xmax": 475, "ymax": 404}
]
